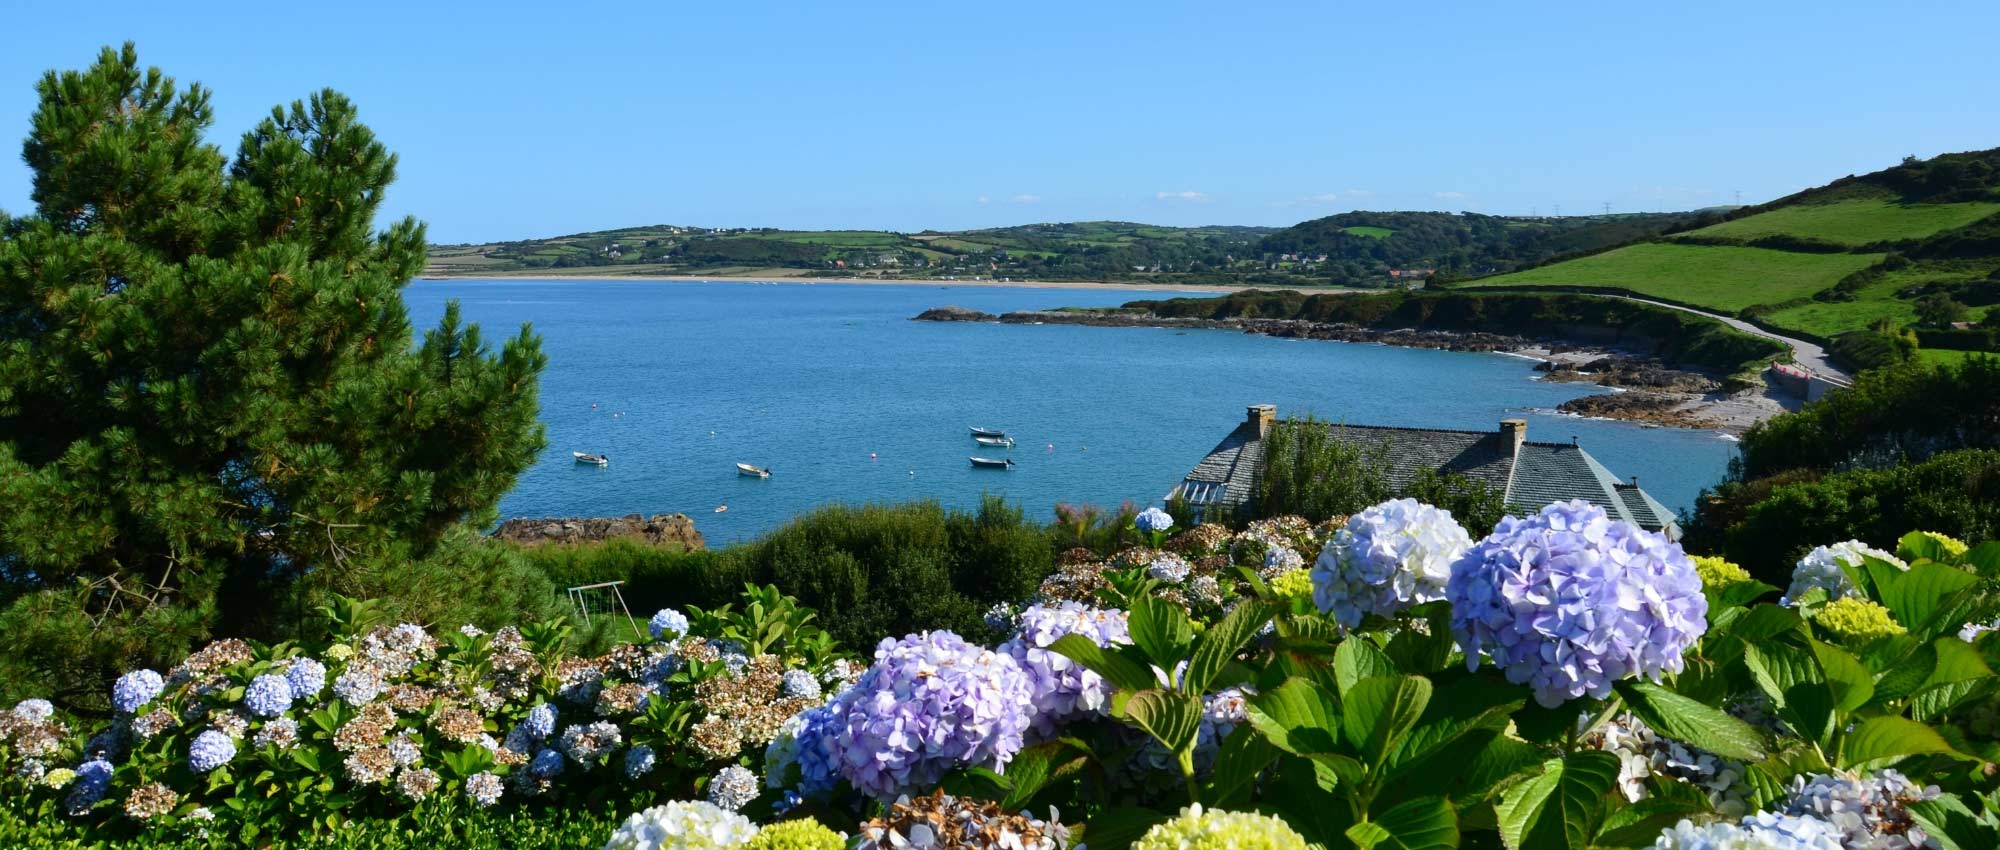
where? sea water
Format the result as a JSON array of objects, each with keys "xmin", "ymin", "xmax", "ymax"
[{"xmin": 405, "ymin": 279, "xmax": 1738, "ymax": 544}]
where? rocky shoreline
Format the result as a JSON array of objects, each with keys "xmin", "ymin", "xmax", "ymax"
[{"xmin": 914, "ymin": 306, "xmax": 1786, "ymax": 434}]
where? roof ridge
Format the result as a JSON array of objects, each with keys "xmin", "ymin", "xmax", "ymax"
[{"xmin": 1288, "ymin": 420, "xmax": 1499, "ymax": 437}]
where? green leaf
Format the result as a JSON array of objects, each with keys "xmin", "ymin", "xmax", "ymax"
[
  {"xmin": 1202, "ymin": 725, "xmax": 1279, "ymax": 807},
  {"xmin": 1356, "ymin": 796, "xmax": 1459, "ymax": 850},
  {"xmin": 995, "ymin": 742, "xmax": 1069, "ymax": 810},
  {"xmin": 1185, "ymin": 598, "xmax": 1273, "ymax": 695},
  {"xmin": 1743, "ymin": 642, "xmax": 1834, "ymax": 745},
  {"xmin": 1124, "ymin": 689, "xmax": 1204, "ymax": 759},
  {"xmin": 1614, "ymin": 681, "xmax": 1767, "ymax": 761},
  {"xmin": 1725, "ymin": 604, "xmax": 1805, "ymax": 642},
  {"xmin": 1839, "ymin": 716, "xmax": 1967, "ymax": 771},
  {"xmin": 1128, "ymin": 593, "xmax": 1195, "ymax": 670},
  {"xmin": 1898, "ymin": 531, "xmax": 1958, "ymax": 565},
  {"xmin": 1906, "ymin": 795, "xmax": 2000, "ymax": 850},
  {"xmin": 1244, "ymin": 678, "xmax": 1344, "ymax": 755},
  {"xmin": 1342, "ymin": 675, "xmax": 1432, "ymax": 766},
  {"xmin": 1383, "ymin": 675, "xmax": 1524, "ymax": 778},
  {"xmin": 1880, "ymin": 563, "xmax": 1980, "ymax": 635},
  {"xmin": 1964, "ymin": 542, "xmax": 2000, "ymax": 578},
  {"xmin": 1594, "ymin": 784, "xmax": 1714, "ymax": 848},
  {"xmin": 1493, "ymin": 752, "xmax": 1619, "ymax": 850},
  {"xmin": 1335, "ymin": 637, "xmax": 1400, "ymax": 696},
  {"xmin": 1076, "ymin": 807, "xmax": 1172, "ymax": 850},
  {"xmin": 1048, "ymin": 633, "xmax": 1158, "ymax": 693},
  {"xmin": 1809, "ymin": 639, "xmax": 1876, "ymax": 714},
  {"xmin": 1707, "ymin": 579, "xmax": 1779, "ymax": 611}
]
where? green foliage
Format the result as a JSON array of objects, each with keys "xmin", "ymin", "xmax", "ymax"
[
  {"xmin": 1256, "ymin": 210, "xmax": 1692, "ymax": 283},
  {"xmin": 1731, "ymin": 355, "xmax": 2000, "ymax": 481},
  {"xmin": 515, "ymin": 498, "xmax": 1055, "ymax": 651},
  {"xmin": 1255, "ymin": 418, "xmax": 1508, "ymax": 533},
  {"xmin": 0, "ymin": 792, "xmax": 632, "ymax": 849},
  {"xmin": 0, "ymin": 45, "xmax": 545, "ymax": 711}
]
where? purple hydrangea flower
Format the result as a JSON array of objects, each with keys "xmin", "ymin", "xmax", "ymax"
[
  {"xmin": 285, "ymin": 658, "xmax": 327, "ymax": 700},
  {"xmin": 188, "ymin": 730, "xmax": 236, "ymax": 773},
  {"xmin": 111, "ymin": 670, "xmax": 164, "ymax": 714},
  {"xmin": 1312, "ymin": 498, "xmax": 1473, "ymax": 628},
  {"xmin": 524, "ymin": 703, "xmax": 557, "ymax": 739},
  {"xmin": 1000, "ymin": 603, "xmax": 1133, "ymax": 737},
  {"xmin": 1135, "ymin": 508, "xmax": 1174, "ymax": 535},
  {"xmin": 1447, "ymin": 500, "xmax": 1707, "ymax": 708},
  {"xmin": 648, "ymin": 608, "xmax": 690, "ymax": 640},
  {"xmin": 242, "ymin": 675, "xmax": 294, "ymax": 719},
  {"xmin": 805, "ymin": 631, "xmax": 1033, "ymax": 799}
]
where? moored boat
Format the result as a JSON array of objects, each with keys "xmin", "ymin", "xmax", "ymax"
[
  {"xmin": 573, "ymin": 451, "xmax": 609, "ymax": 466},
  {"xmin": 969, "ymin": 456, "xmax": 1014, "ymax": 469},
  {"xmin": 968, "ymin": 426, "xmax": 1007, "ymax": 438},
  {"xmin": 974, "ymin": 435, "xmax": 1015, "ymax": 448},
  {"xmin": 736, "ymin": 462, "xmax": 771, "ymax": 478}
]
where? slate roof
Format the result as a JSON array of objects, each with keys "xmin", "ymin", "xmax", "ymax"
[{"xmin": 1170, "ymin": 415, "xmax": 1680, "ymax": 537}]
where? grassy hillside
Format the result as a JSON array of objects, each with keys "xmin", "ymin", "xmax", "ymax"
[
  {"xmin": 1250, "ymin": 210, "xmax": 1693, "ymax": 282},
  {"xmin": 1457, "ymin": 148, "xmax": 2000, "ymax": 368}
]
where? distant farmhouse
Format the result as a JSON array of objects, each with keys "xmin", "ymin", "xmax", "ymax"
[{"xmin": 1170, "ymin": 405, "xmax": 1680, "ymax": 538}]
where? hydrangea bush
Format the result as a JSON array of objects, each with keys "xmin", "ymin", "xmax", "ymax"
[{"xmin": 5, "ymin": 511, "xmax": 1999, "ymax": 850}]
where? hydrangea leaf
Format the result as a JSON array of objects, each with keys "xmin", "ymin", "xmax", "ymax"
[
  {"xmin": 1334, "ymin": 637, "xmax": 1399, "ymax": 697},
  {"xmin": 1127, "ymin": 593, "xmax": 1194, "ymax": 670},
  {"xmin": 1184, "ymin": 598, "xmax": 1273, "ymax": 696},
  {"xmin": 1613, "ymin": 681, "xmax": 1768, "ymax": 762},
  {"xmin": 1879, "ymin": 562, "xmax": 1981, "ymax": 637},
  {"xmin": 1351, "ymin": 795, "xmax": 1457, "ymax": 850},
  {"xmin": 1202, "ymin": 724, "xmax": 1279, "ymax": 807},
  {"xmin": 1075, "ymin": 807, "xmax": 1172, "ymax": 850},
  {"xmin": 1806, "ymin": 639, "xmax": 1875, "ymax": 715},
  {"xmin": 1124, "ymin": 689, "xmax": 1204, "ymax": 762},
  {"xmin": 1592, "ymin": 782, "xmax": 1712, "ymax": 847},
  {"xmin": 1048, "ymin": 633, "xmax": 1158, "ymax": 694},
  {"xmin": 1743, "ymin": 642, "xmax": 1835, "ymax": 745},
  {"xmin": 1341, "ymin": 675, "xmax": 1431, "ymax": 766},
  {"xmin": 1244, "ymin": 677, "xmax": 1343, "ymax": 756},
  {"xmin": 1838, "ymin": 715, "xmax": 1969, "ymax": 771},
  {"xmin": 1905, "ymin": 794, "xmax": 2000, "ymax": 850},
  {"xmin": 1492, "ymin": 751, "xmax": 1619, "ymax": 850}
]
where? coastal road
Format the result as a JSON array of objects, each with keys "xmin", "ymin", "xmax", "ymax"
[{"xmin": 1600, "ymin": 294, "xmax": 1853, "ymax": 384}]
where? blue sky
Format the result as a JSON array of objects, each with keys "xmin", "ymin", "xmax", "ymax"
[{"xmin": 4, "ymin": 1, "xmax": 1997, "ymax": 243}]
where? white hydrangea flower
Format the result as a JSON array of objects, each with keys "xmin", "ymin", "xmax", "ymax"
[
  {"xmin": 603, "ymin": 800, "xmax": 759, "ymax": 850},
  {"xmin": 1312, "ymin": 499, "xmax": 1472, "ymax": 628},
  {"xmin": 1785, "ymin": 541, "xmax": 1904, "ymax": 605},
  {"xmin": 1652, "ymin": 812, "xmax": 1845, "ymax": 850}
]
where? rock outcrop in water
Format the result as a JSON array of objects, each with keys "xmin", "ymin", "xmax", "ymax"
[
  {"xmin": 492, "ymin": 513, "xmax": 705, "ymax": 551},
  {"xmin": 912, "ymin": 305, "xmax": 997, "ymax": 322}
]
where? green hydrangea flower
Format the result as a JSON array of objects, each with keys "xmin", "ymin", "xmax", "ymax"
[
  {"xmin": 1692, "ymin": 556, "xmax": 1751, "ymax": 588},
  {"xmin": 744, "ymin": 818, "xmax": 845, "ymax": 850},
  {"xmin": 1135, "ymin": 804, "xmax": 1308, "ymax": 850},
  {"xmin": 40, "ymin": 767, "xmax": 76, "ymax": 789},
  {"xmin": 1268, "ymin": 568, "xmax": 1314, "ymax": 605},
  {"xmin": 1917, "ymin": 531, "xmax": 1970, "ymax": 559},
  {"xmin": 1813, "ymin": 597, "xmax": 1906, "ymax": 644}
]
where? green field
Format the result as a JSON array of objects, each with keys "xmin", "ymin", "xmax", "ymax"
[
  {"xmin": 734, "ymin": 230, "xmax": 907, "ymax": 247},
  {"xmin": 1464, "ymin": 242, "xmax": 1883, "ymax": 312},
  {"xmin": 1760, "ymin": 261, "xmax": 1993, "ymax": 338},
  {"xmin": 1341, "ymin": 226, "xmax": 1394, "ymax": 239},
  {"xmin": 1690, "ymin": 199, "xmax": 2000, "ymax": 245}
]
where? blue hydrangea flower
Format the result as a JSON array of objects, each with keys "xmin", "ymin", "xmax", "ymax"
[
  {"xmin": 285, "ymin": 658, "xmax": 327, "ymax": 700},
  {"xmin": 623, "ymin": 744, "xmax": 656, "ymax": 779},
  {"xmin": 1312, "ymin": 499, "xmax": 1474, "ymax": 628},
  {"xmin": 11, "ymin": 699, "xmax": 54, "ymax": 723},
  {"xmin": 707, "ymin": 764, "xmax": 760, "ymax": 812},
  {"xmin": 331, "ymin": 668, "xmax": 381, "ymax": 706},
  {"xmin": 1000, "ymin": 602, "xmax": 1133, "ymax": 738},
  {"xmin": 524, "ymin": 703, "xmax": 557, "ymax": 739},
  {"xmin": 1651, "ymin": 811, "xmax": 1844, "ymax": 849},
  {"xmin": 1784, "ymin": 541, "xmax": 1905, "ymax": 606},
  {"xmin": 65, "ymin": 758, "xmax": 114, "ymax": 816},
  {"xmin": 649, "ymin": 608, "xmax": 690, "ymax": 640},
  {"xmin": 1148, "ymin": 553, "xmax": 1193, "ymax": 583},
  {"xmin": 1447, "ymin": 500, "xmax": 1708, "ymax": 709},
  {"xmin": 529, "ymin": 747, "xmax": 565, "ymax": 778},
  {"xmin": 111, "ymin": 670, "xmax": 164, "ymax": 714},
  {"xmin": 188, "ymin": 730, "xmax": 237, "ymax": 773},
  {"xmin": 1135, "ymin": 507, "xmax": 1175, "ymax": 535},
  {"xmin": 804, "ymin": 631, "xmax": 1033, "ymax": 799},
  {"xmin": 781, "ymin": 668, "xmax": 822, "ymax": 701},
  {"xmin": 779, "ymin": 703, "xmax": 841, "ymax": 796},
  {"xmin": 242, "ymin": 675, "xmax": 294, "ymax": 719}
]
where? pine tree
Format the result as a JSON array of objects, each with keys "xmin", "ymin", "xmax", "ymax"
[{"xmin": 0, "ymin": 45, "xmax": 548, "ymax": 709}]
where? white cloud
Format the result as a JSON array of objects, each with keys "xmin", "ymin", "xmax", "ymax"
[
  {"xmin": 977, "ymin": 196, "xmax": 991, "ymax": 205},
  {"xmin": 1156, "ymin": 190, "xmax": 1209, "ymax": 202},
  {"xmin": 1011, "ymin": 194, "xmax": 1041, "ymax": 204}
]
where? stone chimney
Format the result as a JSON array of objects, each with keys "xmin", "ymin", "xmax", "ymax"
[
  {"xmin": 1499, "ymin": 418, "xmax": 1527, "ymax": 455},
  {"xmin": 1248, "ymin": 404, "xmax": 1277, "ymax": 439}
]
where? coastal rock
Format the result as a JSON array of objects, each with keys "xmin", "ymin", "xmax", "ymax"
[
  {"xmin": 1557, "ymin": 392, "xmax": 1717, "ymax": 429},
  {"xmin": 492, "ymin": 513, "xmax": 705, "ymax": 551},
  {"xmin": 1537, "ymin": 356, "xmax": 1719, "ymax": 393},
  {"xmin": 912, "ymin": 305, "xmax": 997, "ymax": 322}
]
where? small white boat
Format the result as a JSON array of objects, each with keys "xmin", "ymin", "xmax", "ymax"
[
  {"xmin": 573, "ymin": 452, "xmax": 609, "ymax": 466},
  {"xmin": 969, "ymin": 426, "xmax": 1007, "ymax": 438},
  {"xmin": 736, "ymin": 462, "xmax": 771, "ymax": 478},
  {"xmin": 974, "ymin": 435, "xmax": 1015, "ymax": 448},
  {"xmin": 969, "ymin": 456, "xmax": 1015, "ymax": 469}
]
